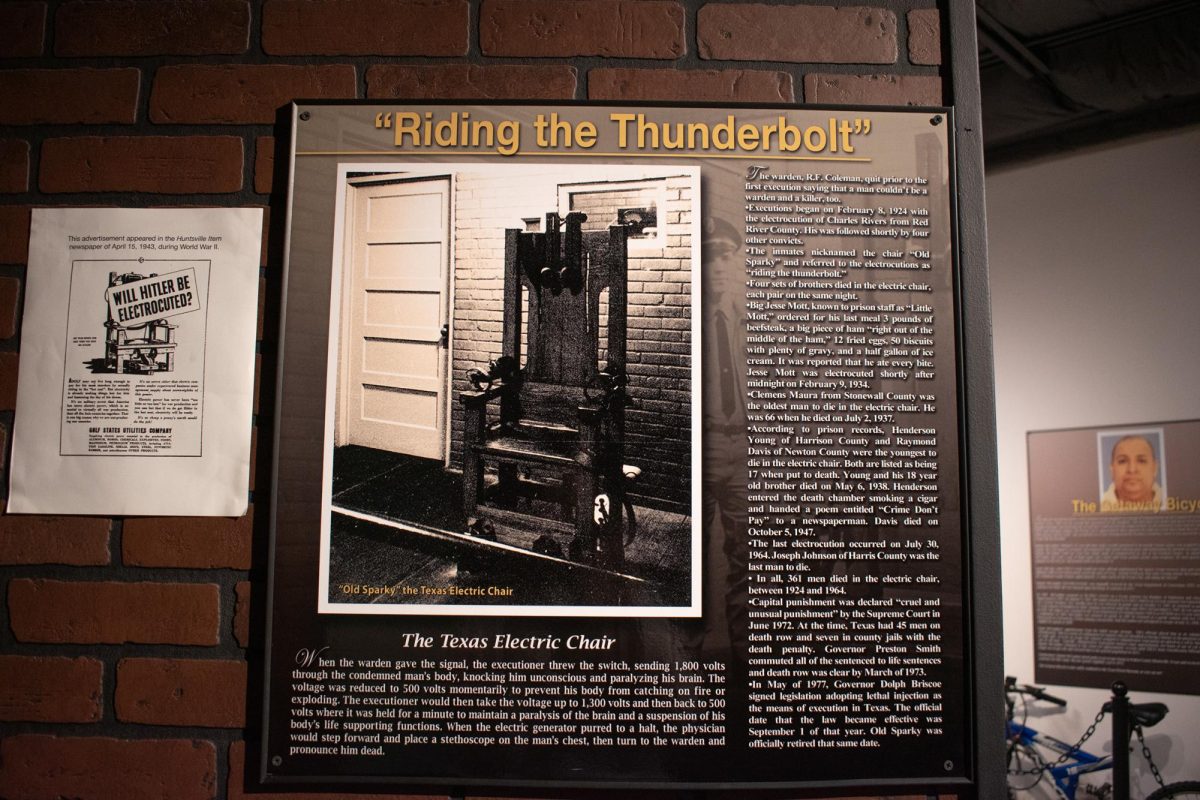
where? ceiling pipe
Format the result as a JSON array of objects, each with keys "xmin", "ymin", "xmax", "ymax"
[{"xmin": 975, "ymin": 5, "xmax": 1092, "ymax": 112}]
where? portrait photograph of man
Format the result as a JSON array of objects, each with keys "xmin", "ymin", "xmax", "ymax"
[{"xmin": 1097, "ymin": 429, "xmax": 1167, "ymax": 511}]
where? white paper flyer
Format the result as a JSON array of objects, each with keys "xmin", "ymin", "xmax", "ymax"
[{"xmin": 8, "ymin": 207, "xmax": 262, "ymax": 516}]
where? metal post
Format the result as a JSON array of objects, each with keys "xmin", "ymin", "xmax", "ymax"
[
  {"xmin": 1112, "ymin": 681, "xmax": 1130, "ymax": 800},
  {"xmin": 947, "ymin": 2, "xmax": 1007, "ymax": 798}
]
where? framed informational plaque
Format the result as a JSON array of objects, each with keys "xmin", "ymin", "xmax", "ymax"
[
  {"xmin": 1028, "ymin": 421, "xmax": 1200, "ymax": 695},
  {"xmin": 261, "ymin": 102, "xmax": 1002, "ymax": 795}
]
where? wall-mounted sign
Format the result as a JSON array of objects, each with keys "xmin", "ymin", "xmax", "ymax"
[
  {"xmin": 262, "ymin": 102, "xmax": 993, "ymax": 794},
  {"xmin": 1028, "ymin": 421, "xmax": 1200, "ymax": 695},
  {"xmin": 9, "ymin": 207, "xmax": 261, "ymax": 516}
]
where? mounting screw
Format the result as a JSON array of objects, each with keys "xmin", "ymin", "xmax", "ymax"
[
  {"xmin": 299, "ymin": 111, "xmax": 311, "ymax": 121},
  {"xmin": 931, "ymin": 114, "xmax": 943, "ymax": 126},
  {"xmin": 271, "ymin": 755, "xmax": 282, "ymax": 766},
  {"xmin": 944, "ymin": 759, "xmax": 954, "ymax": 771}
]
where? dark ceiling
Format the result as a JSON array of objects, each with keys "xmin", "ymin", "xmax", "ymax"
[{"xmin": 976, "ymin": 0, "xmax": 1200, "ymax": 166}]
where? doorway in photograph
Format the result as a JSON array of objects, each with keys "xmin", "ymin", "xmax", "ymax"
[{"xmin": 337, "ymin": 176, "xmax": 451, "ymax": 459}]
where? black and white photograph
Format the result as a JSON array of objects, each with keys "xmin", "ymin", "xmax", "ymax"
[{"xmin": 317, "ymin": 164, "xmax": 701, "ymax": 616}]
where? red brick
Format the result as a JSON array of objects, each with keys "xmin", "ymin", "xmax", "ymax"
[
  {"xmin": 0, "ymin": 69, "xmax": 139, "ymax": 125},
  {"xmin": 803, "ymin": 73, "xmax": 943, "ymax": 106},
  {"xmin": 0, "ymin": 655, "xmax": 103, "ymax": 722},
  {"xmin": 481, "ymin": 0, "xmax": 684, "ymax": 58},
  {"xmin": 116, "ymin": 658, "xmax": 246, "ymax": 727},
  {"xmin": 56, "ymin": 0, "xmax": 250, "ymax": 56},
  {"xmin": 0, "ymin": 276, "xmax": 19, "ymax": 337},
  {"xmin": 367, "ymin": 64, "xmax": 577, "ymax": 100},
  {"xmin": 698, "ymin": 4, "xmax": 896, "ymax": 64},
  {"xmin": 150, "ymin": 64, "xmax": 357, "ymax": 124},
  {"xmin": 908, "ymin": 8, "xmax": 942, "ymax": 66},
  {"xmin": 123, "ymin": 509, "xmax": 252, "ymax": 569},
  {"xmin": 0, "ymin": 505, "xmax": 111, "ymax": 565},
  {"xmin": 589, "ymin": 68, "xmax": 793, "ymax": 102},
  {"xmin": 0, "ymin": 735, "xmax": 216, "ymax": 800},
  {"xmin": 0, "ymin": 206, "xmax": 31, "ymax": 264},
  {"xmin": 41, "ymin": 136, "xmax": 243, "ymax": 194},
  {"xmin": 0, "ymin": 140, "xmax": 30, "ymax": 194},
  {"xmin": 9, "ymin": 579, "xmax": 220, "ymax": 645},
  {"xmin": 229, "ymin": 740, "xmax": 444, "ymax": 800},
  {"xmin": 255, "ymin": 136, "xmax": 274, "ymax": 195},
  {"xmin": 264, "ymin": 0, "xmax": 467, "ymax": 56},
  {"xmin": 0, "ymin": 350, "xmax": 17, "ymax": 410},
  {"xmin": 234, "ymin": 581, "xmax": 251, "ymax": 647},
  {"xmin": 0, "ymin": 3, "xmax": 46, "ymax": 57}
]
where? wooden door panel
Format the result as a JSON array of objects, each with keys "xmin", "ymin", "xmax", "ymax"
[
  {"xmin": 361, "ymin": 385, "xmax": 438, "ymax": 425},
  {"xmin": 362, "ymin": 339, "xmax": 439, "ymax": 382},
  {"xmin": 366, "ymin": 190, "xmax": 444, "ymax": 232},
  {"xmin": 364, "ymin": 241, "xmax": 442, "ymax": 284},
  {"xmin": 344, "ymin": 178, "xmax": 450, "ymax": 459},
  {"xmin": 362, "ymin": 289, "xmax": 441, "ymax": 330}
]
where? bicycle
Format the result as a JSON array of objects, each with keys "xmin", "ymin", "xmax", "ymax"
[{"xmin": 1006, "ymin": 677, "xmax": 1200, "ymax": 800}]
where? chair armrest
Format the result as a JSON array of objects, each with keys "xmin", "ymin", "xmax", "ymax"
[
  {"xmin": 461, "ymin": 385, "xmax": 506, "ymax": 408},
  {"xmin": 575, "ymin": 404, "xmax": 604, "ymax": 424}
]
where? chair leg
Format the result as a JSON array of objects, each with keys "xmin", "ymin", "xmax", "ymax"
[
  {"xmin": 462, "ymin": 447, "xmax": 481, "ymax": 519},
  {"xmin": 461, "ymin": 399, "xmax": 486, "ymax": 519},
  {"xmin": 573, "ymin": 461, "xmax": 598, "ymax": 563},
  {"xmin": 597, "ymin": 476, "xmax": 625, "ymax": 569},
  {"xmin": 495, "ymin": 462, "xmax": 519, "ymax": 507}
]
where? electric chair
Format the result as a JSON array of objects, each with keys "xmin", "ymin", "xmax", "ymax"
[
  {"xmin": 104, "ymin": 272, "xmax": 177, "ymax": 374},
  {"xmin": 460, "ymin": 212, "xmax": 632, "ymax": 569}
]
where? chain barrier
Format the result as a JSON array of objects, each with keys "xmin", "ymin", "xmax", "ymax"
[
  {"xmin": 1135, "ymin": 725, "xmax": 1166, "ymax": 788},
  {"xmin": 1009, "ymin": 708, "xmax": 1107, "ymax": 777}
]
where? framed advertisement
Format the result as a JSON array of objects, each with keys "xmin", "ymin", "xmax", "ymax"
[{"xmin": 262, "ymin": 101, "xmax": 1000, "ymax": 794}]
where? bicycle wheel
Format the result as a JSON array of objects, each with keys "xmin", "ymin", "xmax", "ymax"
[{"xmin": 1148, "ymin": 781, "xmax": 1200, "ymax": 800}]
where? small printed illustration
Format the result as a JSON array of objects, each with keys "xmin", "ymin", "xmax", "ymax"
[
  {"xmin": 1097, "ymin": 428, "xmax": 1167, "ymax": 511},
  {"xmin": 102, "ymin": 268, "xmax": 200, "ymax": 374},
  {"xmin": 320, "ymin": 163, "xmax": 700, "ymax": 616}
]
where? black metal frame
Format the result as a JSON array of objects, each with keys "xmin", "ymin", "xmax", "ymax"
[{"xmin": 260, "ymin": 80, "xmax": 1004, "ymax": 796}]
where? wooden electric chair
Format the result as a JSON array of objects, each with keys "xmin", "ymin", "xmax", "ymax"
[{"xmin": 460, "ymin": 212, "xmax": 631, "ymax": 568}]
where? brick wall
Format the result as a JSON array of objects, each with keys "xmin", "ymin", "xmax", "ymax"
[{"xmin": 0, "ymin": 1, "xmax": 950, "ymax": 797}]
